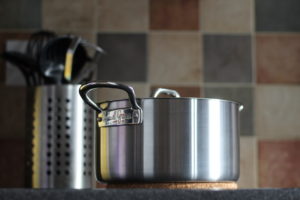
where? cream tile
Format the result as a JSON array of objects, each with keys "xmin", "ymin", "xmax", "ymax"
[
  {"xmin": 201, "ymin": 0, "xmax": 253, "ymax": 33},
  {"xmin": 238, "ymin": 136, "xmax": 257, "ymax": 188},
  {"xmin": 255, "ymin": 85, "xmax": 300, "ymax": 139},
  {"xmin": 57, "ymin": 31, "xmax": 97, "ymax": 44},
  {"xmin": 97, "ymin": 0, "xmax": 148, "ymax": 32},
  {"xmin": 148, "ymin": 32, "xmax": 202, "ymax": 85},
  {"xmin": 95, "ymin": 82, "xmax": 150, "ymax": 103},
  {"xmin": 43, "ymin": 0, "xmax": 96, "ymax": 32}
]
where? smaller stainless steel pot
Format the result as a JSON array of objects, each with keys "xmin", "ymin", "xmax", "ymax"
[{"xmin": 79, "ymin": 82, "xmax": 243, "ymax": 183}]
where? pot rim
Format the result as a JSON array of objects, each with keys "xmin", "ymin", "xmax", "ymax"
[{"xmin": 98, "ymin": 97, "xmax": 242, "ymax": 107}]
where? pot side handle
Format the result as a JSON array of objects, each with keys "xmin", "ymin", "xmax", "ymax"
[
  {"xmin": 79, "ymin": 82, "xmax": 141, "ymax": 113},
  {"xmin": 152, "ymin": 88, "xmax": 181, "ymax": 98}
]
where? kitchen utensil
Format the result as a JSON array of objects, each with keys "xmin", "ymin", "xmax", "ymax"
[
  {"xmin": 64, "ymin": 37, "xmax": 81, "ymax": 82},
  {"xmin": 26, "ymin": 30, "xmax": 57, "ymax": 84},
  {"xmin": 1, "ymin": 51, "xmax": 38, "ymax": 86},
  {"xmin": 71, "ymin": 47, "xmax": 104, "ymax": 84},
  {"xmin": 26, "ymin": 85, "xmax": 95, "ymax": 188},
  {"xmin": 39, "ymin": 36, "xmax": 89, "ymax": 84},
  {"xmin": 79, "ymin": 82, "xmax": 243, "ymax": 183}
]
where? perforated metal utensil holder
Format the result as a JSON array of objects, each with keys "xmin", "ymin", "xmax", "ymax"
[{"xmin": 27, "ymin": 85, "xmax": 94, "ymax": 188}]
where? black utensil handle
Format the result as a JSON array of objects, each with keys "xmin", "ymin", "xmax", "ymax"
[{"xmin": 79, "ymin": 82, "xmax": 141, "ymax": 113}]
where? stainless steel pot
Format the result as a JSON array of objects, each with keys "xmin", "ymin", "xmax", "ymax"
[{"xmin": 79, "ymin": 82, "xmax": 243, "ymax": 183}]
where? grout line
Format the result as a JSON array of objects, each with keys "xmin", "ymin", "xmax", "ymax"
[
  {"xmin": 94, "ymin": 0, "xmax": 98, "ymax": 40},
  {"xmin": 203, "ymin": 83, "xmax": 254, "ymax": 87},
  {"xmin": 145, "ymin": 0, "xmax": 151, "ymax": 83},
  {"xmin": 0, "ymin": 29, "xmax": 39, "ymax": 33},
  {"xmin": 251, "ymin": 0, "xmax": 257, "ymax": 140},
  {"xmin": 254, "ymin": 136, "xmax": 259, "ymax": 188},
  {"xmin": 198, "ymin": 0, "xmax": 202, "ymax": 31},
  {"xmin": 255, "ymin": 32, "xmax": 300, "ymax": 35},
  {"xmin": 145, "ymin": 30, "xmax": 149, "ymax": 83}
]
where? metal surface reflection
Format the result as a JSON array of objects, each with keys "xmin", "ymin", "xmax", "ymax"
[{"xmin": 96, "ymin": 98, "xmax": 240, "ymax": 183}]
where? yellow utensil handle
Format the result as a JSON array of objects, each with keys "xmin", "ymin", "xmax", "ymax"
[{"xmin": 64, "ymin": 52, "xmax": 73, "ymax": 81}]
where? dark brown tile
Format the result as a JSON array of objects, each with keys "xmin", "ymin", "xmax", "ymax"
[
  {"xmin": 259, "ymin": 140, "xmax": 300, "ymax": 188},
  {"xmin": 0, "ymin": 33, "xmax": 31, "ymax": 85},
  {"xmin": 256, "ymin": 34, "xmax": 300, "ymax": 84},
  {"xmin": 0, "ymin": 86, "xmax": 28, "ymax": 138},
  {"xmin": 150, "ymin": 0, "xmax": 199, "ymax": 30},
  {"xmin": 0, "ymin": 139, "xmax": 25, "ymax": 187},
  {"xmin": 151, "ymin": 86, "xmax": 201, "ymax": 97}
]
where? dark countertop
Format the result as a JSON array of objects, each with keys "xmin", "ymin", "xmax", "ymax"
[{"xmin": 0, "ymin": 189, "xmax": 300, "ymax": 200}]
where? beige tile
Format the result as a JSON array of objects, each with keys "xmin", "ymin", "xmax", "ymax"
[
  {"xmin": 95, "ymin": 82, "xmax": 150, "ymax": 103},
  {"xmin": 255, "ymin": 85, "xmax": 300, "ymax": 139},
  {"xmin": 148, "ymin": 32, "xmax": 202, "ymax": 85},
  {"xmin": 43, "ymin": 0, "xmax": 96, "ymax": 32},
  {"xmin": 201, "ymin": 0, "xmax": 253, "ymax": 33},
  {"xmin": 238, "ymin": 136, "xmax": 257, "ymax": 188},
  {"xmin": 97, "ymin": 0, "xmax": 148, "ymax": 32}
]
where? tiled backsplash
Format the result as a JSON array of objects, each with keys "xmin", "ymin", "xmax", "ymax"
[{"xmin": 1, "ymin": 0, "xmax": 300, "ymax": 188}]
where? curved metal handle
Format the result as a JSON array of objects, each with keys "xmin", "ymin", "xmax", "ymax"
[
  {"xmin": 79, "ymin": 82, "xmax": 141, "ymax": 113},
  {"xmin": 152, "ymin": 88, "xmax": 181, "ymax": 98}
]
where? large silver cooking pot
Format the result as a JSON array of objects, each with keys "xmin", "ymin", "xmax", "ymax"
[{"xmin": 79, "ymin": 82, "xmax": 243, "ymax": 183}]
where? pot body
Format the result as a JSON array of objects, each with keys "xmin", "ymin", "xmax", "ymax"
[{"xmin": 95, "ymin": 98, "xmax": 240, "ymax": 183}]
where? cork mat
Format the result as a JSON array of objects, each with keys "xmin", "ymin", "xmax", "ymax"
[{"xmin": 106, "ymin": 182, "xmax": 237, "ymax": 189}]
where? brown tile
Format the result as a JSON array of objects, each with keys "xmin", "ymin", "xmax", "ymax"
[
  {"xmin": 201, "ymin": 0, "xmax": 253, "ymax": 33},
  {"xmin": 259, "ymin": 140, "xmax": 300, "ymax": 188},
  {"xmin": 148, "ymin": 32, "xmax": 202, "ymax": 84},
  {"xmin": 97, "ymin": 0, "xmax": 148, "ymax": 32},
  {"xmin": 151, "ymin": 86, "xmax": 201, "ymax": 97},
  {"xmin": 150, "ymin": 0, "xmax": 199, "ymax": 30},
  {"xmin": 43, "ymin": 0, "xmax": 96, "ymax": 32},
  {"xmin": 256, "ymin": 34, "xmax": 300, "ymax": 84},
  {"xmin": 0, "ymin": 32, "xmax": 31, "ymax": 85},
  {"xmin": 238, "ymin": 136, "xmax": 257, "ymax": 188},
  {"xmin": 255, "ymin": 85, "xmax": 300, "ymax": 139},
  {"xmin": 0, "ymin": 139, "xmax": 25, "ymax": 187}
]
